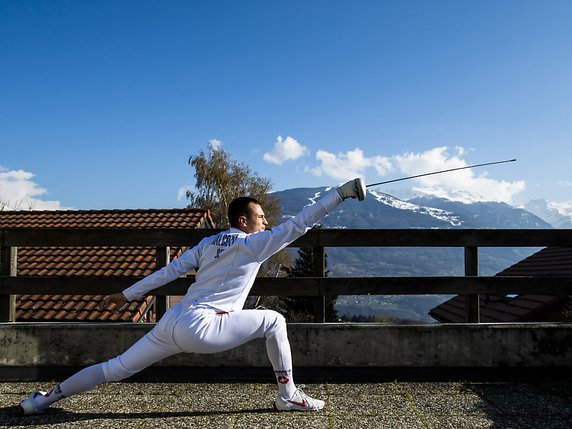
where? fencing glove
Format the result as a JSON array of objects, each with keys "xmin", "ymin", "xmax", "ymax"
[{"xmin": 337, "ymin": 178, "xmax": 366, "ymax": 201}]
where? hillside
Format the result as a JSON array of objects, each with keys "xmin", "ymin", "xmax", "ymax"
[{"xmin": 273, "ymin": 187, "xmax": 551, "ymax": 322}]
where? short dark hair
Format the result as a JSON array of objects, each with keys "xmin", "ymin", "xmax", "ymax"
[{"xmin": 228, "ymin": 197, "xmax": 261, "ymax": 228}]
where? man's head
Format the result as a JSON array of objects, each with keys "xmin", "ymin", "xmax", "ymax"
[{"xmin": 228, "ymin": 197, "xmax": 268, "ymax": 233}]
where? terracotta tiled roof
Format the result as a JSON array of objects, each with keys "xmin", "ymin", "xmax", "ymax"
[
  {"xmin": 0, "ymin": 208, "xmax": 212, "ymax": 229},
  {"xmin": 16, "ymin": 294, "xmax": 155, "ymax": 323},
  {"xmin": 497, "ymin": 247, "xmax": 572, "ymax": 277},
  {"xmin": 15, "ymin": 246, "xmax": 177, "ymax": 277},
  {"xmin": 1, "ymin": 208, "xmax": 214, "ymax": 322},
  {"xmin": 429, "ymin": 247, "xmax": 572, "ymax": 323}
]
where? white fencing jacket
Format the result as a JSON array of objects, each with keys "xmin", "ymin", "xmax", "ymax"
[{"xmin": 122, "ymin": 188, "xmax": 342, "ymax": 312}]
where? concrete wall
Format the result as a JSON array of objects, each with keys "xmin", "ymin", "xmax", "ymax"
[{"xmin": 3, "ymin": 322, "xmax": 572, "ymax": 372}]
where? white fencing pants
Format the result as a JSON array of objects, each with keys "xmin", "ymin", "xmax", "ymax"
[{"xmin": 58, "ymin": 305, "xmax": 296, "ymax": 402}]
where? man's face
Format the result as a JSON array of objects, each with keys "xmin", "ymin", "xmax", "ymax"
[{"xmin": 240, "ymin": 203, "xmax": 268, "ymax": 234}]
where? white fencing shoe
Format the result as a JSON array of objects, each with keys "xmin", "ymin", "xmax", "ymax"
[
  {"xmin": 274, "ymin": 386, "xmax": 325, "ymax": 411},
  {"xmin": 17, "ymin": 390, "xmax": 48, "ymax": 416}
]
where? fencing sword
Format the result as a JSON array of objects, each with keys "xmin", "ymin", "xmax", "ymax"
[{"xmin": 365, "ymin": 158, "xmax": 517, "ymax": 188}]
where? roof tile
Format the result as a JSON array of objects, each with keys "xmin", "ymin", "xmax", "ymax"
[
  {"xmin": 2, "ymin": 208, "xmax": 214, "ymax": 322},
  {"xmin": 430, "ymin": 247, "xmax": 572, "ymax": 322}
]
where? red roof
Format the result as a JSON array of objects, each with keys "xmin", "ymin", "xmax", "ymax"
[
  {"xmin": 1, "ymin": 208, "xmax": 214, "ymax": 322},
  {"xmin": 429, "ymin": 247, "xmax": 572, "ymax": 323},
  {"xmin": 0, "ymin": 208, "xmax": 212, "ymax": 229}
]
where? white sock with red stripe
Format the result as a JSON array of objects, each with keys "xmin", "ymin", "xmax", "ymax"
[
  {"xmin": 266, "ymin": 330, "xmax": 297, "ymax": 398},
  {"xmin": 35, "ymin": 363, "xmax": 106, "ymax": 408},
  {"xmin": 274, "ymin": 369, "xmax": 295, "ymax": 398}
]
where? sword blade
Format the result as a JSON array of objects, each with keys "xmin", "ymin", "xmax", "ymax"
[{"xmin": 365, "ymin": 159, "xmax": 516, "ymax": 188}]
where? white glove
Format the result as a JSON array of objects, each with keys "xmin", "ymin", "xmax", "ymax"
[{"xmin": 337, "ymin": 178, "xmax": 366, "ymax": 201}]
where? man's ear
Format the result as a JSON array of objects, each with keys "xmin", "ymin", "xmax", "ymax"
[{"xmin": 239, "ymin": 216, "xmax": 248, "ymax": 226}]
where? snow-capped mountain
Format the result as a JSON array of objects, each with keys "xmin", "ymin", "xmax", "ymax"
[
  {"xmin": 407, "ymin": 195, "xmax": 552, "ymax": 229},
  {"xmin": 272, "ymin": 187, "xmax": 551, "ymax": 322},
  {"xmin": 274, "ymin": 186, "xmax": 551, "ymax": 232},
  {"xmin": 523, "ymin": 199, "xmax": 572, "ymax": 229},
  {"xmin": 277, "ymin": 187, "xmax": 462, "ymax": 230}
]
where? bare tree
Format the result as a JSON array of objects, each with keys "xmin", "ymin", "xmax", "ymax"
[{"xmin": 187, "ymin": 142, "xmax": 280, "ymax": 228}]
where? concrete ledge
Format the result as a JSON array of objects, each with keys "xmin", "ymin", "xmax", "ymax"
[
  {"xmin": 2, "ymin": 322, "xmax": 572, "ymax": 371},
  {"xmin": 3, "ymin": 365, "xmax": 572, "ymax": 383}
]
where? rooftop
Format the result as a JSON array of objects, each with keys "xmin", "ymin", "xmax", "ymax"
[
  {"xmin": 0, "ymin": 208, "xmax": 213, "ymax": 229},
  {"xmin": 1, "ymin": 208, "xmax": 214, "ymax": 322},
  {"xmin": 2, "ymin": 380, "xmax": 571, "ymax": 428},
  {"xmin": 430, "ymin": 246, "xmax": 572, "ymax": 323}
]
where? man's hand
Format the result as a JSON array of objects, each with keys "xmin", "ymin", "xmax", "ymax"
[
  {"xmin": 337, "ymin": 178, "xmax": 366, "ymax": 201},
  {"xmin": 99, "ymin": 292, "xmax": 129, "ymax": 311}
]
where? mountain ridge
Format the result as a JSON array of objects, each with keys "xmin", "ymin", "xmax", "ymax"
[{"xmin": 272, "ymin": 186, "xmax": 553, "ymax": 322}]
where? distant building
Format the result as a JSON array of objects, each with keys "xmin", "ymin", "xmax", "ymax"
[
  {"xmin": 429, "ymin": 247, "xmax": 572, "ymax": 323},
  {"xmin": 0, "ymin": 208, "xmax": 214, "ymax": 322}
]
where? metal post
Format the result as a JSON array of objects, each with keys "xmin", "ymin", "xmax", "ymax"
[
  {"xmin": 464, "ymin": 246, "xmax": 480, "ymax": 323},
  {"xmin": 0, "ymin": 246, "xmax": 17, "ymax": 322},
  {"xmin": 154, "ymin": 246, "xmax": 170, "ymax": 320}
]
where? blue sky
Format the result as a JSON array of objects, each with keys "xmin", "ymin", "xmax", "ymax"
[{"xmin": 1, "ymin": 0, "xmax": 571, "ymax": 211}]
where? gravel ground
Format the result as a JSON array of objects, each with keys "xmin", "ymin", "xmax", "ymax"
[{"xmin": 1, "ymin": 381, "xmax": 572, "ymax": 428}]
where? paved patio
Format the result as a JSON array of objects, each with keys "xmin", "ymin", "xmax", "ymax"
[{"xmin": 1, "ymin": 381, "xmax": 571, "ymax": 428}]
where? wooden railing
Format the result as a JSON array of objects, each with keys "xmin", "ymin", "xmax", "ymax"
[{"xmin": 2, "ymin": 228, "xmax": 572, "ymax": 323}]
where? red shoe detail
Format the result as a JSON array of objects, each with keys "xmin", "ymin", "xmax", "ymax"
[{"xmin": 288, "ymin": 399, "xmax": 307, "ymax": 407}]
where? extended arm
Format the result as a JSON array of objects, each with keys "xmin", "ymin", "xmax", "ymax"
[
  {"xmin": 120, "ymin": 240, "xmax": 205, "ymax": 302},
  {"xmin": 99, "ymin": 245, "xmax": 202, "ymax": 311},
  {"xmin": 249, "ymin": 178, "xmax": 366, "ymax": 262}
]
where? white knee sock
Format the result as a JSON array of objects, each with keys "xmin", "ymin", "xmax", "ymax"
[
  {"xmin": 37, "ymin": 363, "xmax": 106, "ymax": 408},
  {"xmin": 266, "ymin": 330, "xmax": 297, "ymax": 398}
]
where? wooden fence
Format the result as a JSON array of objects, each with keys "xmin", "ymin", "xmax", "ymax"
[{"xmin": 2, "ymin": 228, "xmax": 572, "ymax": 323}]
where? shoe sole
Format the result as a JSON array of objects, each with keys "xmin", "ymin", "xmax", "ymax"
[
  {"xmin": 17, "ymin": 403, "xmax": 46, "ymax": 416},
  {"xmin": 274, "ymin": 402, "xmax": 325, "ymax": 412}
]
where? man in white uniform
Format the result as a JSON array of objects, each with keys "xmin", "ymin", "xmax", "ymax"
[{"xmin": 18, "ymin": 178, "xmax": 366, "ymax": 415}]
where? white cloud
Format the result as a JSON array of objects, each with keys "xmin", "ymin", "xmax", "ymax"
[
  {"xmin": 309, "ymin": 148, "xmax": 393, "ymax": 182},
  {"xmin": 0, "ymin": 167, "xmax": 65, "ymax": 210},
  {"xmin": 548, "ymin": 200, "xmax": 572, "ymax": 216},
  {"xmin": 177, "ymin": 186, "xmax": 191, "ymax": 201},
  {"xmin": 209, "ymin": 139, "xmax": 222, "ymax": 151},
  {"xmin": 394, "ymin": 147, "xmax": 469, "ymax": 185},
  {"xmin": 393, "ymin": 147, "xmax": 525, "ymax": 204},
  {"xmin": 305, "ymin": 145, "xmax": 525, "ymax": 204},
  {"xmin": 263, "ymin": 136, "xmax": 309, "ymax": 165}
]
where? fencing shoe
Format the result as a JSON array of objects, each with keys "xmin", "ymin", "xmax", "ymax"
[
  {"xmin": 17, "ymin": 391, "xmax": 48, "ymax": 416},
  {"xmin": 274, "ymin": 386, "xmax": 325, "ymax": 411}
]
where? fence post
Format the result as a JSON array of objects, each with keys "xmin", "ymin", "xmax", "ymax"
[
  {"xmin": 0, "ymin": 246, "xmax": 17, "ymax": 322},
  {"xmin": 154, "ymin": 246, "xmax": 170, "ymax": 320},
  {"xmin": 312, "ymin": 246, "xmax": 326, "ymax": 323},
  {"xmin": 464, "ymin": 246, "xmax": 480, "ymax": 323}
]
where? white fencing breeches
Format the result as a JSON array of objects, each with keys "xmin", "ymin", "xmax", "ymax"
[
  {"xmin": 100, "ymin": 305, "xmax": 293, "ymax": 385},
  {"xmin": 54, "ymin": 305, "xmax": 295, "ymax": 404}
]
